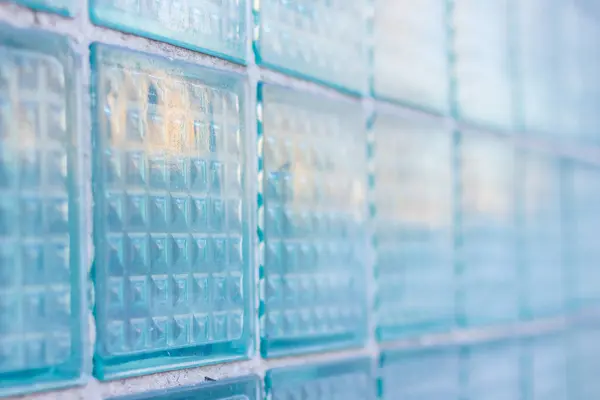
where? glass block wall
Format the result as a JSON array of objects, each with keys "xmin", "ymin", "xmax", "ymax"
[{"xmin": 0, "ymin": 0, "xmax": 599, "ymax": 398}]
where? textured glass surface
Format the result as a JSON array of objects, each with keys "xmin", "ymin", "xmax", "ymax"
[
  {"xmin": 379, "ymin": 348, "xmax": 459, "ymax": 399},
  {"xmin": 525, "ymin": 335, "xmax": 568, "ymax": 400},
  {"xmin": 258, "ymin": 84, "xmax": 368, "ymax": 357},
  {"xmin": 254, "ymin": 0, "xmax": 370, "ymax": 94},
  {"xmin": 91, "ymin": 44, "xmax": 253, "ymax": 380},
  {"xmin": 569, "ymin": 324, "xmax": 600, "ymax": 399},
  {"xmin": 372, "ymin": 113, "xmax": 454, "ymax": 340},
  {"xmin": 111, "ymin": 375, "xmax": 260, "ymax": 399},
  {"xmin": 458, "ymin": 132, "xmax": 517, "ymax": 326},
  {"xmin": 265, "ymin": 358, "xmax": 375, "ymax": 400},
  {"xmin": 373, "ymin": 0, "xmax": 449, "ymax": 113},
  {"xmin": 0, "ymin": 24, "xmax": 84, "ymax": 395},
  {"xmin": 10, "ymin": 0, "xmax": 75, "ymax": 16},
  {"xmin": 452, "ymin": 0, "xmax": 515, "ymax": 129},
  {"xmin": 89, "ymin": 0, "xmax": 246, "ymax": 64}
]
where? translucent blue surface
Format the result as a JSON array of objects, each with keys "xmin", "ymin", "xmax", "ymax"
[
  {"xmin": 0, "ymin": 24, "xmax": 85, "ymax": 396},
  {"xmin": 91, "ymin": 44, "xmax": 254, "ymax": 380},
  {"xmin": 9, "ymin": 0, "xmax": 75, "ymax": 16},
  {"xmin": 89, "ymin": 0, "xmax": 247, "ymax": 64},
  {"xmin": 373, "ymin": 0, "xmax": 450, "ymax": 113},
  {"xmin": 458, "ymin": 131, "xmax": 518, "ymax": 326},
  {"xmin": 568, "ymin": 324, "xmax": 600, "ymax": 399},
  {"xmin": 257, "ymin": 83, "xmax": 369, "ymax": 357},
  {"xmin": 265, "ymin": 358, "xmax": 375, "ymax": 400},
  {"xmin": 525, "ymin": 335, "xmax": 568, "ymax": 399},
  {"xmin": 253, "ymin": 0, "xmax": 370, "ymax": 94},
  {"xmin": 379, "ymin": 347, "xmax": 460, "ymax": 399},
  {"xmin": 372, "ymin": 113, "xmax": 455, "ymax": 340}
]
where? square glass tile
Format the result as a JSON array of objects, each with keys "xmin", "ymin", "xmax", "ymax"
[
  {"xmin": 89, "ymin": 0, "xmax": 247, "ymax": 64},
  {"xmin": 458, "ymin": 131, "xmax": 517, "ymax": 327},
  {"xmin": 10, "ymin": 0, "xmax": 75, "ymax": 16},
  {"xmin": 372, "ymin": 113, "xmax": 455, "ymax": 341},
  {"xmin": 525, "ymin": 335, "xmax": 568, "ymax": 400},
  {"xmin": 254, "ymin": 0, "xmax": 370, "ymax": 94},
  {"xmin": 258, "ymin": 84, "xmax": 368, "ymax": 357},
  {"xmin": 265, "ymin": 358, "xmax": 375, "ymax": 400},
  {"xmin": 373, "ymin": 0, "xmax": 450, "ymax": 113},
  {"xmin": 0, "ymin": 24, "xmax": 84, "ymax": 396},
  {"xmin": 379, "ymin": 347, "xmax": 460, "ymax": 400},
  {"xmin": 91, "ymin": 44, "xmax": 254, "ymax": 380}
]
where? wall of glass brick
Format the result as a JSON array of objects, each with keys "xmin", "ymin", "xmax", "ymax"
[{"xmin": 0, "ymin": 0, "xmax": 599, "ymax": 398}]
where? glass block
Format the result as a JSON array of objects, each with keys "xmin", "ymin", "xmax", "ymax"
[
  {"xmin": 524, "ymin": 335, "xmax": 568, "ymax": 400},
  {"xmin": 111, "ymin": 375, "xmax": 261, "ymax": 399},
  {"xmin": 89, "ymin": 0, "xmax": 247, "ymax": 64},
  {"xmin": 253, "ymin": 0, "xmax": 370, "ymax": 94},
  {"xmin": 257, "ymin": 83, "xmax": 368, "ymax": 357},
  {"xmin": 0, "ymin": 24, "xmax": 85, "ymax": 396},
  {"xmin": 379, "ymin": 347, "xmax": 460, "ymax": 399},
  {"xmin": 265, "ymin": 358, "xmax": 375, "ymax": 400},
  {"xmin": 452, "ymin": 0, "xmax": 516, "ymax": 129},
  {"xmin": 568, "ymin": 323, "xmax": 600, "ymax": 399},
  {"xmin": 373, "ymin": 0, "xmax": 450, "ymax": 113},
  {"xmin": 372, "ymin": 113, "xmax": 455, "ymax": 341},
  {"xmin": 91, "ymin": 44, "xmax": 253, "ymax": 380},
  {"xmin": 10, "ymin": 0, "xmax": 75, "ymax": 16},
  {"xmin": 458, "ymin": 131, "xmax": 517, "ymax": 326}
]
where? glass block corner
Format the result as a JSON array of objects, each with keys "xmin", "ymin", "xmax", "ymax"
[
  {"xmin": 253, "ymin": 0, "xmax": 371, "ymax": 95},
  {"xmin": 10, "ymin": 0, "xmax": 76, "ymax": 16},
  {"xmin": 257, "ymin": 83, "xmax": 369, "ymax": 358},
  {"xmin": 0, "ymin": 23, "xmax": 86, "ymax": 396},
  {"xmin": 110, "ymin": 375, "xmax": 261, "ymax": 399},
  {"xmin": 90, "ymin": 43, "xmax": 254, "ymax": 380},
  {"xmin": 371, "ymin": 112, "xmax": 455, "ymax": 341},
  {"xmin": 89, "ymin": 0, "xmax": 247, "ymax": 64},
  {"xmin": 265, "ymin": 358, "xmax": 375, "ymax": 400}
]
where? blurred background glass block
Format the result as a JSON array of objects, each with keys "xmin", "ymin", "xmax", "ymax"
[
  {"xmin": 89, "ymin": 0, "xmax": 247, "ymax": 64},
  {"xmin": 524, "ymin": 335, "xmax": 568, "ymax": 400},
  {"xmin": 258, "ymin": 84, "xmax": 368, "ymax": 357},
  {"xmin": 452, "ymin": 0, "xmax": 516, "ymax": 129},
  {"xmin": 91, "ymin": 44, "xmax": 253, "ymax": 379},
  {"xmin": 568, "ymin": 323, "xmax": 600, "ymax": 399},
  {"xmin": 9, "ymin": 0, "xmax": 75, "ymax": 16},
  {"xmin": 111, "ymin": 375, "xmax": 261, "ymax": 399},
  {"xmin": 254, "ymin": 0, "xmax": 370, "ymax": 94},
  {"xmin": 0, "ymin": 24, "xmax": 84, "ymax": 395},
  {"xmin": 373, "ymin": 0, "xmax": 450, "ymax": 113},
  {"xmin": 379, "ymin": 347, "xmax": 460, "ymax": 399},
  {"xmin": 372, "ymin": 113, "xmax": 455, "ymax": 340},
  {"xmin": 458, "ymin": 131, "xmax": 517, "ymax": 326},
  {"xmin": 265, "ymin": 358, "xmax": 375, "ymax": 400}
]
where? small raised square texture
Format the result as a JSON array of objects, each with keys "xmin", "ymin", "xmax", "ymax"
[
  {"xmin": 111, "ymin": 375, "xmax": 261, "ymax": 399},
  {"xmin": 253, "ymin": 0, "xmax": 370, "ymax": 94},
  {"xmin": 525, "ymin": 335, "xmax": 568, "ymax": 399},
  {"xmin": 0, "ymin": 24, "xmax": 85, "ymax": 396},
  {"xmin": 265, "ymin": 358, "xmax": 375, "ymax": 400},
  {"xmin": 89, "ymin": 0, "xmax": 247, "ymax": 64},
  {"xmin": 91, "ymin": 43, "xmax": 253, "ymax": 379},
  {"xmin": 379, "ymin": 347, "xmax": 460, "ymax": 399},
  {"xmin": 373, "ymin": 0, "xmax": 450, "ymax": 113},
  {"xmin": 10, "ymin": 0, "xmax": 75, "ymax": 16},
  {"xmin": 258, "ymin": 83, "xmax": 368, "ymax": 357},
  {"xmin": 458, "ymin": 131, "xmax": 517, "ymax": 326},
  {"xmin": 452, "ymin": 0, "xmax": 516, "ymax": 129},
  {"xmin": 372, "ymin": 113, "xmax": 454, "ymax": 340}
]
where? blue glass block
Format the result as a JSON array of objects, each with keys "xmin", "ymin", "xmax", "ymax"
[
  {"xmin": 9, "ymin": 0, "xmax": 75, "ymax": 16},
  {"xmin": 568, "ymin": 323, "xmax": 600, "ymax": 399},
  {"xmin": 253, "ymin": 0, "xmax": 370, "ymax": 95},
  {"xmin": 524, "ymin": 335, "xmax": 568, "ymax": 400},
  {"xmin": 265, "ymin": 358, "xmax": 375, "ymax": 400},
  {"xmin": 372, "ymin": 113, "xmax": 455, "ymax": 340},
  {"xmin": 373, "ymin": 0, "xmax": 450, "ymax": 113},
  {"xmin": 452, "ymin": 0, "xmax": 516, "ymax": 129},
  {"xmin": 458, "ymin": 131, "xmax": 517, "ymax": 327},
  {"xmin": 91, "ymin": 44, "xmax": 254, "ymax": 380},
  {"xmin": 89, "ymin": 0, "xmax": 247, "ymax": 64},
  {"xmin": 111, "ymin": 375, "xmax": 261, "ymax": 399},
  {"xmin": 379, "ymin": 347, "xmax": 460, "ymax": 399},
  {"xmin": 0, "ymin": 24, "xmax": 85, "ymax": 396},
  {"xmin": 257, "ymin": 83, "xmax": 369, "ymax": 357}
]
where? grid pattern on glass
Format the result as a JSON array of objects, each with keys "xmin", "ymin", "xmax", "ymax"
[
  {"xmin": 458, "ymin": 132, "xmax": 517, "ymax": 326},
  {"xmin": 379, "ymin": 348, "xmax": 460, "ymax": 399},
  {"xmin": 91, "ymin": 44, "xmax": 252, "ymax": 379},
  {"xmin": 525, "ymin": 336, "xmax": 568, "ymax": 400},
  {"xmin": 258, "ymin": 84, "xmax": 368, "ymax": 357},
  {"xmin": 89, "ymin": 0, "xmax": 246, "ymax": 64},
  {"xmin": 0, "ymin": 25, "xmax": 82, "ymax": 395},
  {"xmin": 372, "ymin": 114, "xmax": 454, "ymax": 340},
  {"xmin": 254, "ymin": 0, "xmax": 370, "ymax": 94},
  {"xmin": 373, "ymin": 0, "xmax": 449, "ymax": 113},
  {"xmin": 265, "ymin": 358, "xmax": 374, "ymax": 400},
  {"xmin": 11, "ymin": 0, "xmax": 75, "ymax": 16}
]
